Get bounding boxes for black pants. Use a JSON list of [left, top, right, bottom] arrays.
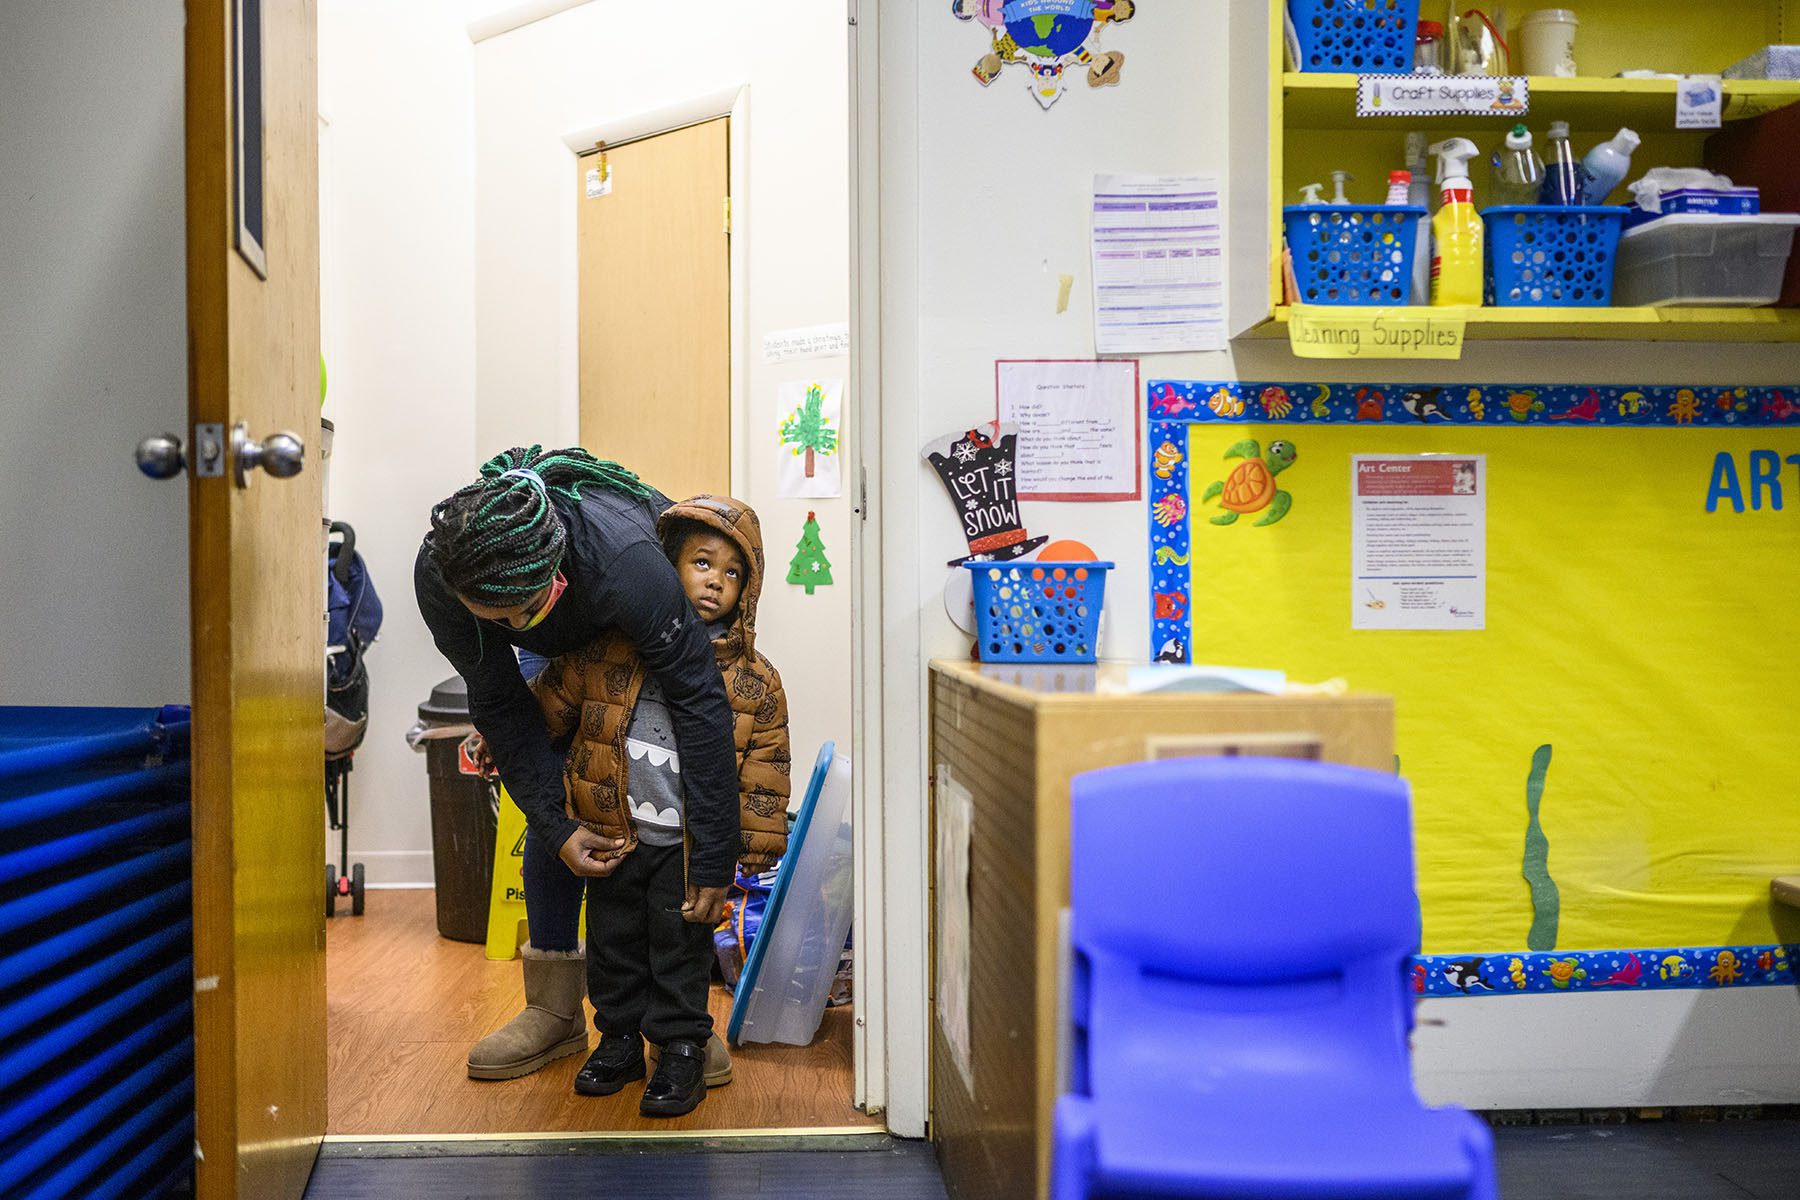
[[585, 842, 714, 1046]]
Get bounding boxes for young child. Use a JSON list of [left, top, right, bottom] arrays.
[[532, 495, 790, 1117]]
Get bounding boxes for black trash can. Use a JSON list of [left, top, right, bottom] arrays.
[[420, 676, 498, 943]]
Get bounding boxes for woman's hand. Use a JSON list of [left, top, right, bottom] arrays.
[[558, 827, 626, 877], [462, 732, 495, 777], [682, 884, 729, 926]]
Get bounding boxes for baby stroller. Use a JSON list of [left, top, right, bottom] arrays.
[[326, 520, 383, 917]]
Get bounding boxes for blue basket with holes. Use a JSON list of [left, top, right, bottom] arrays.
[[965, 561, 1112, 664], [1284, 205, 1425, 305], [1484, 205, 1628, 306], [1290, 0, 1421, 72]]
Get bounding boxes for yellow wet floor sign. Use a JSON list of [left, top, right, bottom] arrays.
[[484, 784, 531, 959]]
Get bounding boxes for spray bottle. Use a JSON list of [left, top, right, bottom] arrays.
[[1428, 137, 1483, 307], [1405, 132, 1431, 303], [1489, 124, 1544, 207]]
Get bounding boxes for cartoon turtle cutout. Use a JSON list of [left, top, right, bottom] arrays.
[[1201, 439, 1296, 526]]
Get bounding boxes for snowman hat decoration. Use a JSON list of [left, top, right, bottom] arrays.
[[923, 421, 1049, 567]]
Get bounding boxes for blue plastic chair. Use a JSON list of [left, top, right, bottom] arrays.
[[1052, 757, 1496, 1200]]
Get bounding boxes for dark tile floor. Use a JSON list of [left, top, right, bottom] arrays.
[[305, 1138, 948, 1200], [1494, 1121, 1800, 1200], [304, 1121, 1800, 1199]]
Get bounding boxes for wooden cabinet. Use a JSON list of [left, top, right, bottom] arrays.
[[927, 660, 1395, 1200]]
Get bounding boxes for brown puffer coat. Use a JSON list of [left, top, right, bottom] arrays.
[[533, 495, 791, 874]]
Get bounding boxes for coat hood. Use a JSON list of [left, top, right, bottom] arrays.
[[658, 495, 766, 660]]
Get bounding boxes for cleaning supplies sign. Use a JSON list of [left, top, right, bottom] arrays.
[[1356, 74, 1528, 118], [1287, 307, 1466, 359]]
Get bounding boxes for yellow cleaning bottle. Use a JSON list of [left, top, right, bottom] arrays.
[[1428, 137, 1483, 307]]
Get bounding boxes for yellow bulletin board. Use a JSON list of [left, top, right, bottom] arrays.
[[1148, 380, 1800, 997]]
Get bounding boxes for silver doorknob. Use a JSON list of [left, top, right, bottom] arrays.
[[232, 424, 306, 487], [135, 433, 186, 480]]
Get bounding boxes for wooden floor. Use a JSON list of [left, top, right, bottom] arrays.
[[326, 888, 876, 1135]]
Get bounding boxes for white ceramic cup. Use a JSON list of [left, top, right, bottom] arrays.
[[1521, 9, 1579, 77]]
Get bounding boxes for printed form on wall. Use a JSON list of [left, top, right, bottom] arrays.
[[1091, 174, 1226, 353], [996, 359, 1141, 500], [1351, 454, 1486, 630]]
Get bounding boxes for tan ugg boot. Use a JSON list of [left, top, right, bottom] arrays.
[[466, 942, 589, 1080], [647, 1032, 733, 1087]]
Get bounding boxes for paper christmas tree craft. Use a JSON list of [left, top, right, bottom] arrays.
[[780, 383, 839, 479], [787, 511, 834, 594]]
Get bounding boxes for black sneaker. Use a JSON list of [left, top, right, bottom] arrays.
[[573, 1033, 645, 1097], [639, 1039, 707, 1117]]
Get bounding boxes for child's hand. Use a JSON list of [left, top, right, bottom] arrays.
[[558, 827, 626, 877], [681, 884, 729, 926]]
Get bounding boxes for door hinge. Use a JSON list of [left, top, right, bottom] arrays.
[[722, 196, 732, 236], [857, 463, 869, 521]]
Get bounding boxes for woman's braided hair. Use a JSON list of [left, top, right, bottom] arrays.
[[427, 446, 651, 605]]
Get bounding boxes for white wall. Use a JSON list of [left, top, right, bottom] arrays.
[[876, 5, 1800, 1110], [0, 1, 190, 707], [471, 1, 853, 789], [319, 0, 479, 884]]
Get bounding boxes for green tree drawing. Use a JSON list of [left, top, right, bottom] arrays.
[[786, 511, 834, 595], [780, 384, 839, 479]]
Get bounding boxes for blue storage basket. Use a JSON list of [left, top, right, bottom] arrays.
[[1290, 0, 1421, 72], [1484, 205, 1628, 306], [1284, 205, 1425, 305], [966, 561, 1112, 664]]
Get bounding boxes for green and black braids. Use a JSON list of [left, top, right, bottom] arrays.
[[426, 446, 651, 605]]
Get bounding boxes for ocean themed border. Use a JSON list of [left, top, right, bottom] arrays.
[[1412, 944, 1796, 998], [1145, 378, 1800, 665]]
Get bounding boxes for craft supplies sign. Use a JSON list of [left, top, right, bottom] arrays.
[[1356, 74, 1528, 118], [996, 359, 1141, 500], [1351, 455, 1486, 630], [1091, 174, 1226, 353]]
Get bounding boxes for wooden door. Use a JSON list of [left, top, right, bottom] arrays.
[[577, 119, 731, 501], [186, 1, 326, 1196]]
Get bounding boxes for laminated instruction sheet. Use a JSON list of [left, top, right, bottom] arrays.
[[1351, 454, 1486, 630], [1090, 174, 1226, 353]]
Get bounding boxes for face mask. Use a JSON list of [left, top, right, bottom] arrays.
[[517, 571, 567, 630]]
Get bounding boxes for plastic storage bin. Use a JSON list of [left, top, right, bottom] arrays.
[[1483, 205, 1627, 306], [728, 743, 853, 1047], [967, 560, 1112, 664], [1613, 213, 1800, 307], [1290, 0, 1421, 72], [1284, 206, 1426, 305]]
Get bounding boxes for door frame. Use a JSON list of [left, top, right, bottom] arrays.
[[561, 87, 750, 495], [847, 0, 930, 1139]]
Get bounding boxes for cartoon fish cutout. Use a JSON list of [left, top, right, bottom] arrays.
[[1152, 440, 1183, 480], [1154, 637, 1187, 664], [1153, 546, 1190, 566], [1311, 385, 1332, 419], [1259, 386, 1292, 420], [1152, 495, 1187, 527], [1207, 387, 1244, 418]]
